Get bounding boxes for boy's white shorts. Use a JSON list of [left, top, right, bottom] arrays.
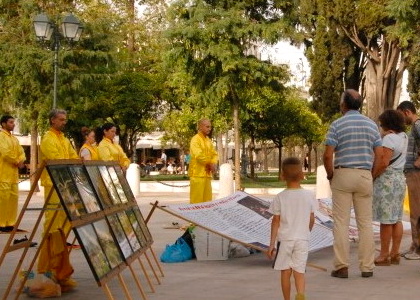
[[273, 240, 308, 273]]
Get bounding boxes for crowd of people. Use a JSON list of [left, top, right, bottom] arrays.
[[268, 92, 420, 300], [140, 152, 190, 176]]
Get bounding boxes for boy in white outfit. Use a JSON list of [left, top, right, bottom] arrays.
[[267, 157, 316, 300]]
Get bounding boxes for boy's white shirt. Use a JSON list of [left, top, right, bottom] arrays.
[[268, 188, 316, 241]]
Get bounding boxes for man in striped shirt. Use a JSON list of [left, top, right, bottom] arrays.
[[323, 89, 382, 279]]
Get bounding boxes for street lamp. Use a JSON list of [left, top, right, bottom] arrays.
[[33, 13, 83, 108]]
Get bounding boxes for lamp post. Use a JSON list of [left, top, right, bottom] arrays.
[[33, 13, 83, 108]]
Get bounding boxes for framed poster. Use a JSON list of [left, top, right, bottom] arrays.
[[85, 165, 114, 208], [117, 211, 141, 252], [69, 165, 101, 213], [47, 165, 87, 219], [93, 219, 124, 269], [107, 166, 128, 204], [107, 214, 133, 259], [114, 165, 136, 202], [132, 206, 153, 245], [74, 224, 111, 281], [98, 166, 121, 205], [126, 208, 147, 248]]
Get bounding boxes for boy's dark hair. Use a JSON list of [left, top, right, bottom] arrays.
[[397, 101, 416, 114], [0, 115, 14, 126], [281, 157, 302, 182]]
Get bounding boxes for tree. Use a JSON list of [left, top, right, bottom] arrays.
[[254, 90, 312, 180], [387, 0, 420, 107], [281, 0, 411, 121], [165, 0, 288, 189]]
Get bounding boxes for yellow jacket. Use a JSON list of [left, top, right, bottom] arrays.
[[79, 143, 99, 160], [0, 129, 25, 183], [40, 128, 79, 186], [98, 138, 130, 169], [188, 132, 218, 178]]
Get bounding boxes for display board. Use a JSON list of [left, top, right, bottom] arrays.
[[46, 161, 153, 285], [161, 191, 334, 253]]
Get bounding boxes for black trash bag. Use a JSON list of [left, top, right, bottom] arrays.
[[180, 227, 196, 259]]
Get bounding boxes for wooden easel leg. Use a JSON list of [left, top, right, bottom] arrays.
[[102, 283, 115, 300], [137, 257, 155, 293], [5, 187, 58, 300], [144, 251, 161, 285], [118, 273, 133, 300], [12, 203, 61, 300], [128, 264, 148, 300], [145, 201, 159, 224], [148, 248, 164, 277], [0, 165, 44, 268]]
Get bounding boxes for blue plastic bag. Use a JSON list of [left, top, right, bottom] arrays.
[[160, 237, 193, 263]]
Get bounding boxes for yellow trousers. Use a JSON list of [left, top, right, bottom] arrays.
[[190, 177, 212, 204], [42, 186, 71, 234], [0, 182, 18, 227]]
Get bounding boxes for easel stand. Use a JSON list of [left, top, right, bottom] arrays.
[[0, 161, 164, 299]]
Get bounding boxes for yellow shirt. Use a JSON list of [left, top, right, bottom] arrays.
[[79, 143, 99, 160], [0, 129, 25, 183], [188, 132, 218, 178], [40, 128, 79, 186], [97, 138, 130, 168]]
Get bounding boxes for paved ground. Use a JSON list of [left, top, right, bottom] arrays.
[[0, 189, 419, 300]]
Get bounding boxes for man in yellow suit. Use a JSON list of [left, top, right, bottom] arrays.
[[38, 109, 79, 291], [0, 115, 26, 232], [189, 119, 218, 204]]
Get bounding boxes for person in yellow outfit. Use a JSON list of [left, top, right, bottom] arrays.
[[38, 109, 78, 291], [189, 118, 218, 204], [96, 122, 130, 171], [79, 127, 99, 160], [0, 115, 26, 232]]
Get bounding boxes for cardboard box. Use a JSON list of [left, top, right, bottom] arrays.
[[192, 227, 230, 261]]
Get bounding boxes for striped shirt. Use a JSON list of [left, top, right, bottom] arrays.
[[405, 120, 420, 170], [325, 110, 381, 170]]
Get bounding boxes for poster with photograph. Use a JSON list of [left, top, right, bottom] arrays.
[[126, 208, 147, 248], [114, 165, 135, 202], [117, 211, 141, 252], [85, 165, 114, 208], [47, 165, 87, 219], [69, 166, 101, 213], [107, 214, 133, 259], [107, 166, 128, 203], [93, 219, 124, 268], [75, 224, 111, 281], [132, 206, 153, 244], [98, 166, 121, 205]]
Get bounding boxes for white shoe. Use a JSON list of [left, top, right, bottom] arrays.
[[404, 252, 420, 260]]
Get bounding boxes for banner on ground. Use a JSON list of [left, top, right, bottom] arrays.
[[163, 191, 334, 253]]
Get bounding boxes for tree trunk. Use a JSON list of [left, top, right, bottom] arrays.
[[249, 134, 255, 179], [232, 93, 241, 190], [306, 145, 312, 174], [277, 144, 283, 181], [263, 143, 269, 173], [359, 39, 405, 121]]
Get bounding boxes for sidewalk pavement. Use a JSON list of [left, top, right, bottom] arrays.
[[0, 190, 419, 300]]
